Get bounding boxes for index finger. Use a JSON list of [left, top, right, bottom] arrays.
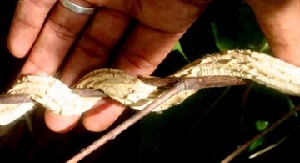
[[7, 0, 57, 58]]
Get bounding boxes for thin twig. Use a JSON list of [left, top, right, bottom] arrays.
[[66, 77, 245, 162], [221, 104, 300, 163], [0, 89, 107, 104], [0, 76, 245, 104], [66, 81, 186, 163], [248, 135, 287, 159]]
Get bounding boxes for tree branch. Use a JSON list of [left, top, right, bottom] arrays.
[[221, 104, 300, 163], [0, 76, 245, 104], [66, 76, 245, 162]]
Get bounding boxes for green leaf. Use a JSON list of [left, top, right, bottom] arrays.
[[248, 136, 265, 152], [172, 41, 183, 54], [287, 98, 298, 117], [211, 2, 269, 52], [172, 41, 190, 62], [255, 120, 269, 131]]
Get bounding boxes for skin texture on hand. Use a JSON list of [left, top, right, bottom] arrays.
[[7, 0, 211, 132], [246, 0, 300, 66], [7, 0, 300, 132]]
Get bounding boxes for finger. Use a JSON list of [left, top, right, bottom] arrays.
[[99, 0, 208, 75], [98, 0, 207, 33], [80, 0, 210, 132], [47, 0, 208, 132], [113, 23, 184, 75], [7, 0, 57, 58], [60, 9, 131, 85], [81, 24, 184, 132], [45, 9, 131, 132], [20, 0, 94, 75], [246, 0, 300, 66], [19, 0, 95, 132], [44, 110, 80, 133], [82, 98, 126, 132]]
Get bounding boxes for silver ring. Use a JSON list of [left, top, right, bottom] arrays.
[[59, 0, 96, 15]]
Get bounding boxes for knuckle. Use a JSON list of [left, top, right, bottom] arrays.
[[77, 34, 111, 59], [47, 18, 78, 40], [123, 0, 143, 18], [121, 52, 159, 75]]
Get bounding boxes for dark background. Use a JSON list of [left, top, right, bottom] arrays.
[[1, 0, 300, 162]]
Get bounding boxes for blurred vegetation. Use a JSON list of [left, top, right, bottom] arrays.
[[1, 0, 300, 162]]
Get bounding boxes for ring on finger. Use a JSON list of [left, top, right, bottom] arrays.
[[59, 0, 96, 15]]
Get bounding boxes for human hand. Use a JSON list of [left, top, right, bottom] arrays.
[[245, 0, 300, 66], [7, 0, 211, 132]]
